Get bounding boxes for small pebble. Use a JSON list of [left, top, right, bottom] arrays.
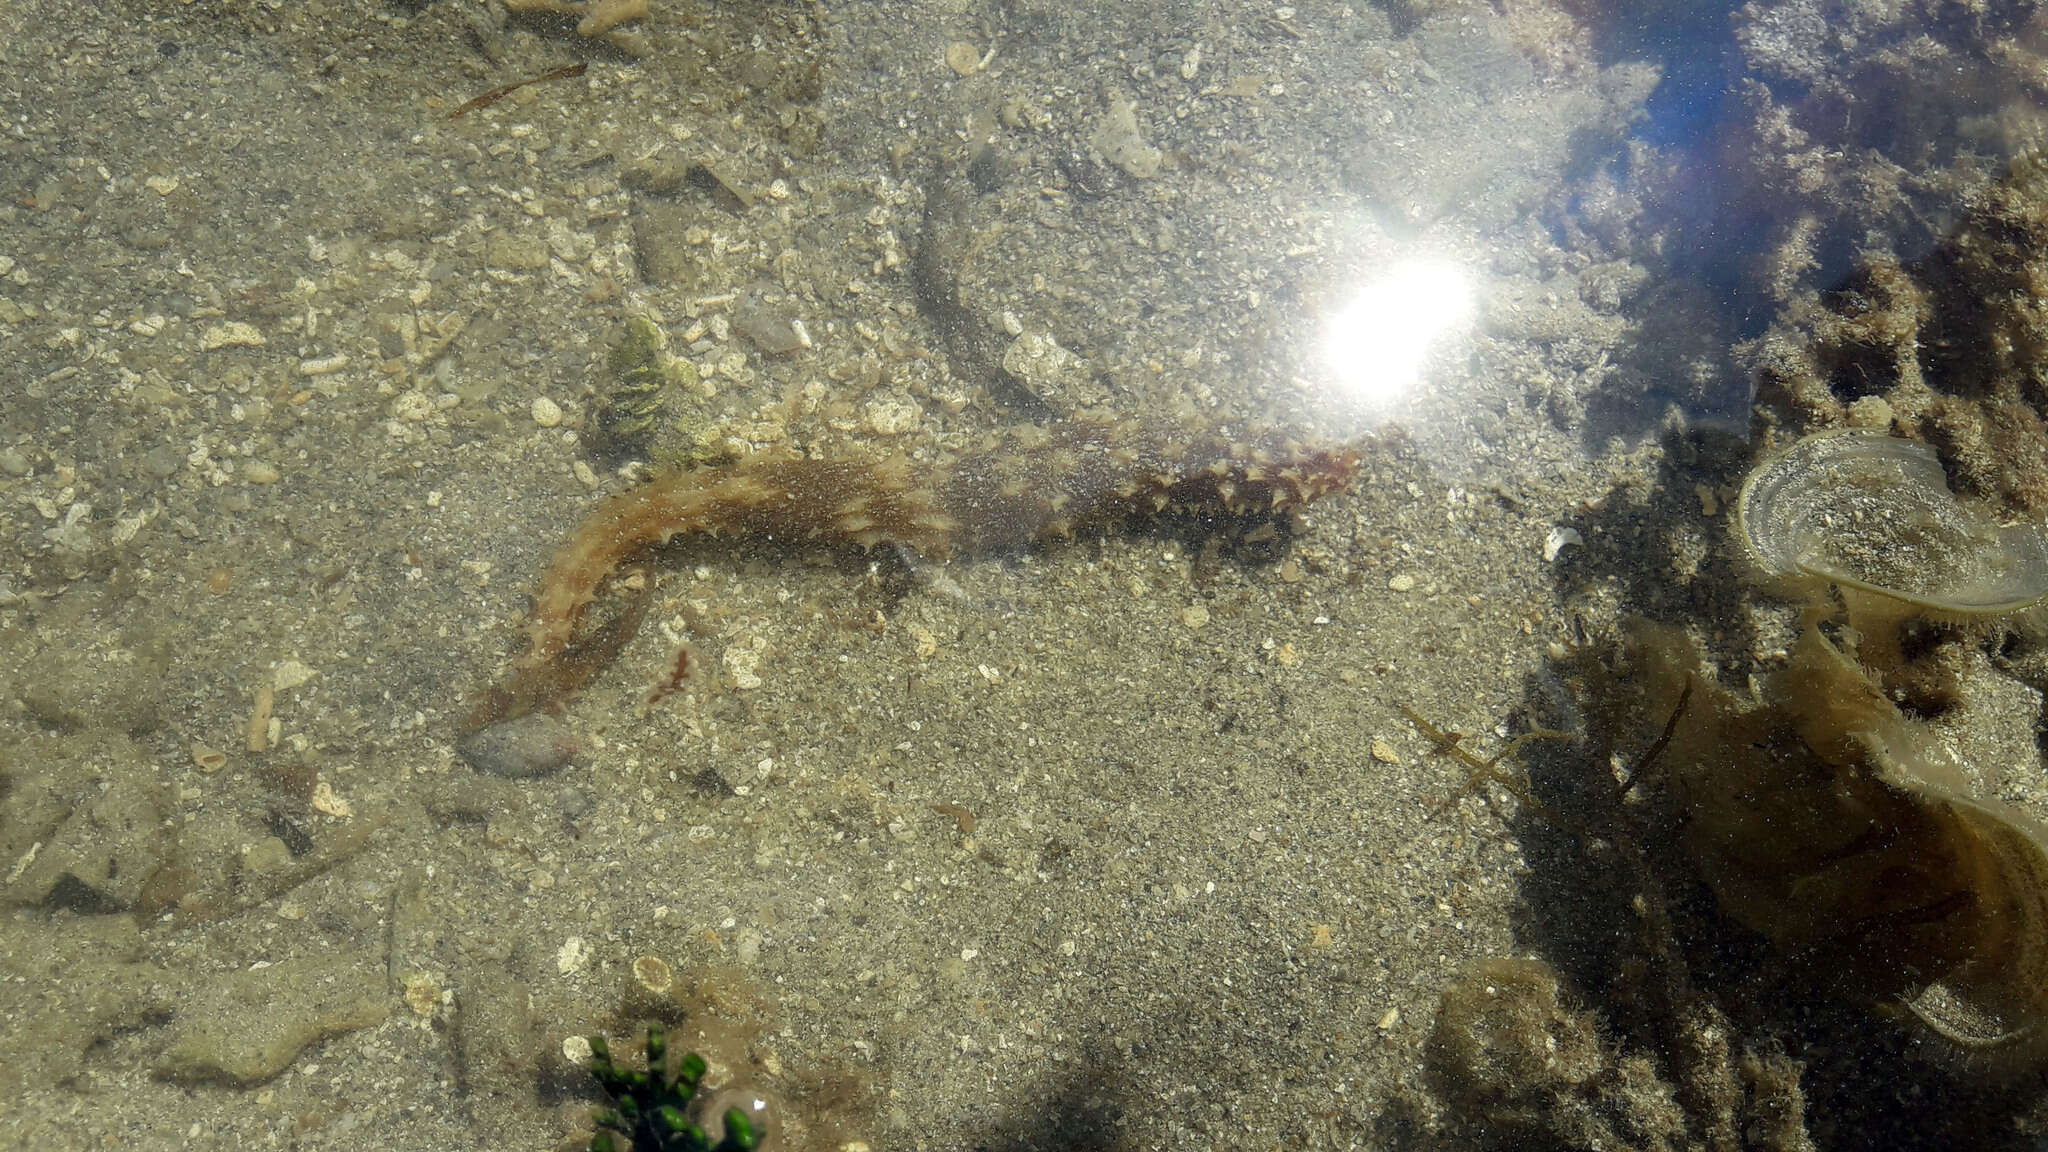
[[403, 972, 441, 1018], [863, 394, 921, 436], [1387, 574, 1417, 593], [556, 786, 593, 820], [736, 303, 806, 354], [945, 41, 983, 76], [531, 395, 564, 428], [577, 0, 646, 37], [310, 779, 352, 818], [1091, 95, 1161, 179], [458, 713, 579, 778]]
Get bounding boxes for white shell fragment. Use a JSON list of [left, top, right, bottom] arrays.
[[201, 321, 267, 349], [1543, 527, 1582, 563]]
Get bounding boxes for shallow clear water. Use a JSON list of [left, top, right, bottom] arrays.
[[5, 2, 2048, 1148]]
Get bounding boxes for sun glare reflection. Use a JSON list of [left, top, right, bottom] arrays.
[[1320, 258, 1475, 415]]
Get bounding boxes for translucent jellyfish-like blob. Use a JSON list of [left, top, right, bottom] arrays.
[[1631, 622, 2048, 1069], [1737, 429, 2048, 662]]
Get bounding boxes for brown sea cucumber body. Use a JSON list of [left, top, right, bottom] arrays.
[[466, 416, 1360, 730]]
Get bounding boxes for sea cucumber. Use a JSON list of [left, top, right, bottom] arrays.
[[463, 416, 1361, 731]]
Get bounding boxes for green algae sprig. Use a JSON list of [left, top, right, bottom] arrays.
[[1736, 428, 2048, 663], [585, 1022, 764, 1152]]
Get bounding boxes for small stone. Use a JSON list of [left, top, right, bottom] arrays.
[[1543, 527, 1582, 563], [556, 787, 593, 820], [1695, 483, 1719, 517], [577, 0, 647, 36], [272, 659, 317, 691], [1387, 574, 1417, 593], [1370, 738, 1401, 764], [1001, 331, 1092, 401], [243, 460, 280, 484], [484, 234, 550, 271], [1179, 602, 1210, 629], [1091, 95, 1162, 179], [239, 836, 293, 878], [458, 714, 579, 778], [863, 394, 921, 436], [723, 636, 767, 691], [690, 163, 755, 212], [201, 321, 266, 350], [156, 952, 390, 1084], [403, 971, 441, 1019], [531, 395, 563, 427], [945, 41, 983, 76], [556, 935, 589, 976], [309, 780, 352, 819], [735, 303, 807, 354]]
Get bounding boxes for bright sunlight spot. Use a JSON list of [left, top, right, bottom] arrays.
[[1320, 258, 1475, 411]]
